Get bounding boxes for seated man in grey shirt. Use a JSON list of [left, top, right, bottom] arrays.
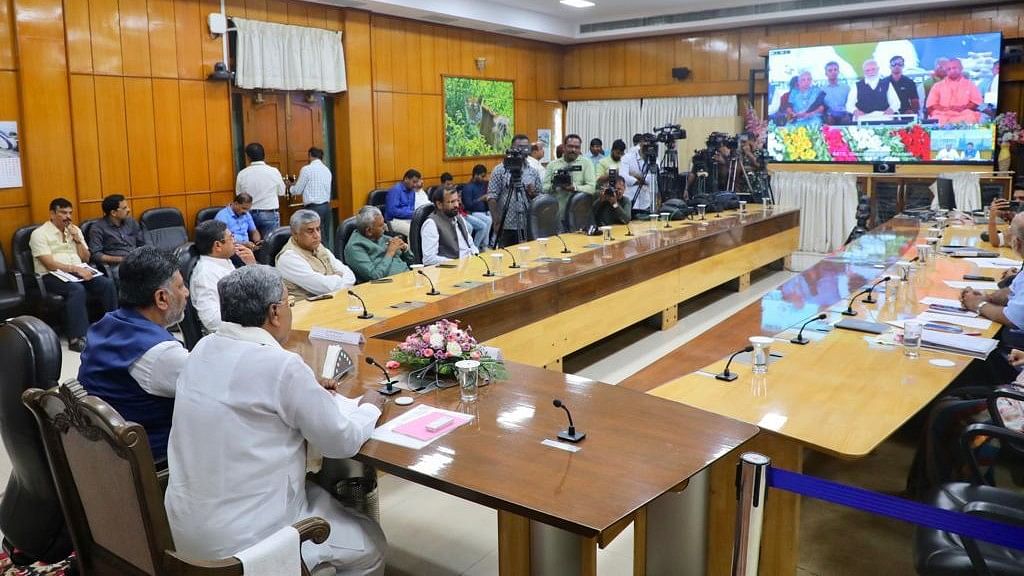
[[88, 194, 145, 277]]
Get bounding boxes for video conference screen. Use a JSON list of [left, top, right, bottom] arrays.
[[766, 33, 1002, 164]]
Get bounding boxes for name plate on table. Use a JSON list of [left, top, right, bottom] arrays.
[[453, 280, 485, 289], [389, 300, 427, 310]]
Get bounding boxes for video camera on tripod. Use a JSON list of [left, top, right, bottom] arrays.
[[552, 165, 582, 188], [502, 147, 529, 179]]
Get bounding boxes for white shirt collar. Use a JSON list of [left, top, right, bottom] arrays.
[[216, 321, 282, 348], [250, 161, 267, 166], [199, 255, 235, 270]]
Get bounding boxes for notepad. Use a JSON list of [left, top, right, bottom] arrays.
[[393, 410, 471, 441], [371, 404, 475, 449], [944, 280, 1000, 291]]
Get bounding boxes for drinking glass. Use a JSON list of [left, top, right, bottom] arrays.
[[762, 197, 770, 212], [600, 225, 614, 242], [410, 264, 424, 288], [455, 360, 480, 402], [490, 252, 503, 276], [537, 237, 549, 258], [749, 336, 773, 375], [903, 320, 922, 358], [660, 212, 672, 228], [347, 292, 362, 312], [697, 204, 708, 225], [649, 213, 659, 233], [738, 200, 747, 215], [516, 245, 530, 267], [916, 244, 931, 266]]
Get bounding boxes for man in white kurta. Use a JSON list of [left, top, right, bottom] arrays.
[[165, 265, 386, 575]]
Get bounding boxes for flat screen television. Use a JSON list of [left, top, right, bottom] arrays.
[[766, 33, 1002, 164]]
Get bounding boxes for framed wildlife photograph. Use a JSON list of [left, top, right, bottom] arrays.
[[443, 76, 515, 159]]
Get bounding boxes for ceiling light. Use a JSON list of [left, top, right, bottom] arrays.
[[560, 0, 595, 7]]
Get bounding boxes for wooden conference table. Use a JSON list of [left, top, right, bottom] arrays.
[[287, 337, 758, 575], [624, 216, 1014, 574]]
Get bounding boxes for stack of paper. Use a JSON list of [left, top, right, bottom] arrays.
[[915, 311, 992, 331], [920, 330, 998, 359], [970, 257, 1021, 269], [944, 280, 1000, 291]]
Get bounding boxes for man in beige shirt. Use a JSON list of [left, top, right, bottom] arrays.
[[30, 197, 118, 351]]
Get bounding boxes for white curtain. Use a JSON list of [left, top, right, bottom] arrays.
[[772, 172, 859, 253], [638, 96, 736, 129], [234, 18, 347, 93], [566, 100, 641, 150], [929, 172, 982, 212]]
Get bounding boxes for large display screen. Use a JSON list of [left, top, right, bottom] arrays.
[[766, 33, 1002, 164]]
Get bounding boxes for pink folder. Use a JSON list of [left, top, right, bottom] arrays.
[[393, 410, 473, 442]]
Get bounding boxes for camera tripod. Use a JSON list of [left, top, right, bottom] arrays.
[[490, 170, 530, 249], [629, 154, 659, 215]]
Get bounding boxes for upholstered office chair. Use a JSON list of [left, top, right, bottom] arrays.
[[79, 218, 99, 249], [0, 317, 72, 565], [333, 217, 358, 264], [528, 194, 559, 240], [934, 178, 956, 211], [914, 423, 1024, 576], [903, 181, 935, 212], [871, 182, 900, 227], [23, 381, 331, 576], [367, 189, 389, 212], [0, 243, 26, 317], [194, 206, 222, 228], [140, 207, 189, 252], [176, 244, 204, 350], [980, 184, 1004, 208], [408, 204, 435, 265], [261, 226, 293, 265], [565, 192, 595, 232], [12, 225, 65, 322]]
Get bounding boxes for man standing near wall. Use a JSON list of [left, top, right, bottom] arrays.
[[236, 142, 286, 241], [291, 147, 334, 250]]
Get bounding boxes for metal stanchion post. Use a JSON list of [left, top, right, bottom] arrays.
[[732, 452, 770, 576]]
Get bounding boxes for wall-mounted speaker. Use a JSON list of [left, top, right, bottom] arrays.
[[873, 162, 895, 173], [671, 67, 691, 81]]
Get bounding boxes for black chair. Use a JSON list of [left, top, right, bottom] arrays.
[[334, 216, 358, 263], [0, 243, 25, 318], [176, 243, 204, 350], [906, 182, 935, 212], [79, 218, 99, 250], [0, 316, 72, 565], [565, 192, 595, 232], [935, 178, 956, 211], [980, 183, 1003, 209], [139, 208, 189, 252], [367, 189, 389, 212], [260, 226, 292, 265], [11, 225, 65, 318], [529, 194, 559, 240], [871, 182, 900, 227], [914, 423, 1024, 576], [194, 206, 221, 228], [408, 204, 435, 265]]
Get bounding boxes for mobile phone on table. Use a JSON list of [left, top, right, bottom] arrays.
[[963, 274, 995, 281], [370, 278, 394, 284], [437, 263, 457, 269], [306, 293, 334, 302]]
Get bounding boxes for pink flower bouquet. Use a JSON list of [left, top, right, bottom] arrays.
[[390, 319, 507, 380]]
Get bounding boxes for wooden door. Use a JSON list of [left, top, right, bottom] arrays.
[[241, 93, 287, 174]]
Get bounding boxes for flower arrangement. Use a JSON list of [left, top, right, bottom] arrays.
[[821, 126, 856, 162], [771, 125, 831, 161], [994, 113, 1024, 146], [894, 124, 931, 161], [389, 319, 507, 380], [744, 105, 768, 149]]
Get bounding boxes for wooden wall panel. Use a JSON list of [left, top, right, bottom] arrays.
[[153, 78, 186, 194], [0, 70, 25, 243], [89, 0, 122, 75], [174, 0, 203, 79], [69, 75, 102, 202], [0, 0, 12, 70], [64, 0, 92, 73], [120, 0, 152, 77], [148, 0, 178, 78], [124, 78, 159, 196], [178, 80, 211, 192], [204, 82, 234, 191], [94, 76, 131, 196]]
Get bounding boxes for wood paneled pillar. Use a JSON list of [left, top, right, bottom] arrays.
[[12, 0, 76, 223], [335, 8, 374, 220]]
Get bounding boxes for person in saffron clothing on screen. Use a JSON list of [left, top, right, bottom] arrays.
[[926, 58, 982, 126]]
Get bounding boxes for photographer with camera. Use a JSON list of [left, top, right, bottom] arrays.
[[620, 133, 658, 217], [596, 139, 627, 183], [544, 134, 596, 223], [592, 171, 631, 227], [988, 189, 1024, 248], [488, 133, 542, 248]]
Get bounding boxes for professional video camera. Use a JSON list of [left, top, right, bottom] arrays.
[[502, 147, 528, 178], [653, 124, 686, 143], [552, 165, 582, 188], [603, 168, 619, 197], [706, 132, 738, 151], [691, 148, 712, 174]]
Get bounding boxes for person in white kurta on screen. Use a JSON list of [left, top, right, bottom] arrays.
[[165, 265, 387, 575], [276, 209, 356, 300]]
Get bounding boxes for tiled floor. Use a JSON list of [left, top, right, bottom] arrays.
[[0, 263, 940, 574]]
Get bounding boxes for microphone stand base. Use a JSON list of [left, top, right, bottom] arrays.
[[377, 384, 401, 396], [426, 290, 441, 296], [862, 296, 876, 304], [561, 249, 571, 254], [557, 430, 586, 443], [790, 337, 810, 345], [358, 312, 374, 319], [841, 310, 858, 316], [482, 272, 495, 277], [715, 372, 738, 382], [508, 264, 520, 269]]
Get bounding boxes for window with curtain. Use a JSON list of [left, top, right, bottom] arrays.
[[566, 100, 641, 150], [233, 18, 347, 93]]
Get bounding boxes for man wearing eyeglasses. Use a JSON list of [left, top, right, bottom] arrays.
[[883, 56, 920, 116]]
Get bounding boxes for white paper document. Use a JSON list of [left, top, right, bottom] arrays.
[[920, 297, 968, 309], [915, 312, 992, 331], [969, 258, 1021, 269], [944, 280, 1000, 291], [370, 404, 474, 450]]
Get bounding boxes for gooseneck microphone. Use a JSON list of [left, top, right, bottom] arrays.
[[366, 356, 399, 395], [417, 270, 440, 295], [554, 234, 572, 254], [862, 275, 891, 304], [475, 254, 494, 277], [716, 345, 754, 382], [552, 399, 586, 442], [502, 247, 520, 268], [347, 290, 373, 319], [841, 288, 871, 317], [791, 313, 828, 345], [624, 221, 634, 237]]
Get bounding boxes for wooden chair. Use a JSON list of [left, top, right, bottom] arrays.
[[22, 381, 330, 576]]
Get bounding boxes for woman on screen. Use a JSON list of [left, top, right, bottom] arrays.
[[781, 70, 825, 128]]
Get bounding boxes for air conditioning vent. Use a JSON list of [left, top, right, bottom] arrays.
[[493, 27, 526, 36]]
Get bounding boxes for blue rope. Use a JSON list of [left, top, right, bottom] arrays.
[[768, 467, 1024, 551]]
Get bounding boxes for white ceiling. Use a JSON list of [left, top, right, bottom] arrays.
[[325, 0, 994, 43]]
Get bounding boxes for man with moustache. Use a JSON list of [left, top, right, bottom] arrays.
[[420, 186, 478, 266]]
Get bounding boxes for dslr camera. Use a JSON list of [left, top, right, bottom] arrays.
[[502, 147, 528, 177], [552, 165, 582, 188], [653, 124, 687, 143], [604, 169, 618, 197]]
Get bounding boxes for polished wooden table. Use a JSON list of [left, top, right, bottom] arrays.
[[291, 208, 800, 369], [287, 336, 758, 575], [623, 216, 1016, 574]]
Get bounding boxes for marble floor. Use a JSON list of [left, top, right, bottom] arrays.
[[0, 264, 937, 574]]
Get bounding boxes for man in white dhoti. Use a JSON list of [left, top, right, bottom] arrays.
[[164, 265, 386, 575]]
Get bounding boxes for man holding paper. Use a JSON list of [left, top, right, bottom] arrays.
[[30, 197, 117, 352]]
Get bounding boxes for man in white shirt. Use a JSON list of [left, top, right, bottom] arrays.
[[236, 142, 286, 241], [527, 142, 546, 174], [291, 147, 334, 250], [421, 186, 478, 266], [78, 246, 189, 464], [189, 220, 256, 333], [165, 265, 386, 575], [276, 209, 356, 299], [935, 143, 964, 161], [619, 134, 657, 214]]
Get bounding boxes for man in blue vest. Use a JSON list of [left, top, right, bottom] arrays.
[[78, 246, 189, 464]]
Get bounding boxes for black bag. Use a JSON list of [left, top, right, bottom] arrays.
[[688, 193, 721, 213], [660, 199, 692, 220], [712, 191, 740, 211]]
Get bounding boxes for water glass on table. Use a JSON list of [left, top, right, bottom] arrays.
[[410, 264, 424, 288], [455, 360, 480, 402], [903, 320, 922, 358], [749, 336, 773, 375], [697, 204, 708, 225]]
